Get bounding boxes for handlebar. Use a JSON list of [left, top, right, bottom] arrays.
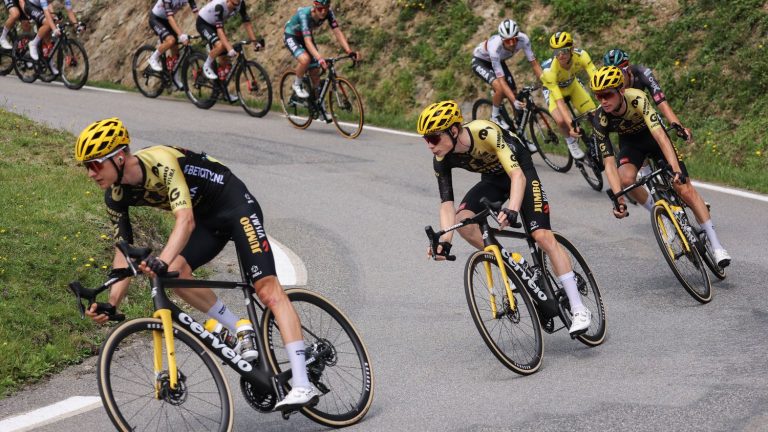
[[666, 122, 690, 141], [234, 37, 265, 53], [606, 160, 686, 212]]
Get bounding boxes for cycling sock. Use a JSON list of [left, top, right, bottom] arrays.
[[642, 195, 654, 211], [492, 105, 500, 118], [294, 77, 303, 87], [1, 27, 8, 40], [206, 299, 239, 332], [559, 271, 585, 313], [700, 220, 724, 250], [285, 340, 310, 388], [29, 35, 40, 47]]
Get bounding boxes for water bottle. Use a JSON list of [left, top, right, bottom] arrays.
[[203, 318, 237, 348], [165, 55, 176, 72], [235, 319, 259, 362], [511, 252, 534, 277], [42, 41, 53, 59]]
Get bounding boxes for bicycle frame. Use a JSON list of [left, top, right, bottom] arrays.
[[303, 54, 355, 117]]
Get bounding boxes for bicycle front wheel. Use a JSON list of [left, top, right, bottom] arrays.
[[237, 60, 272, 117], [530, 108, 572, 173], [98, 318, 234, 432], [262, 288, 374, 427], [12, 35, 37, 83], [650, 205, 712, 303], [464, 251, 543, 375], [328, 76, 364, 138], [540, 233, 607, 346], [279, 70, 312, 129], [471, 98, 492, 121], [59, 39, 89, 90], [183, 51, 217, 109], [132, 45, 165, 98]]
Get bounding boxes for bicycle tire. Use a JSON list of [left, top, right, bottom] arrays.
[[577, 140, 603, 191], [279, 70, 312, 129], [471, 98, 493, 121], [686, 208, 726, 280], [529, 108, 572, 173], [464, 251, 544, 375], [236, 60, 272, 117], [59, 39, 88, 90], [132, 44, 165, 98], [183, 51, 217, 109], [650, 205, 712, 303], [0, 42, 12, 75], [328, 76, 364, 138], [261, 288, 374, 427], [98, 318, 234, 432], [540, 233, 607, 346], [12, 34, 37, 83]]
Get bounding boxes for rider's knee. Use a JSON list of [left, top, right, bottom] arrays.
[[169, 255, 194, 279], [297, 53, 311, 66], [254, 276, 286, 309]]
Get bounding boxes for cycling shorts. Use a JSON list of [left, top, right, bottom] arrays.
[[471, 57, 517, 92], [544, 80, 596, 115], [4, 0, 20, 11], [195, 16, 219, 47], [23, 2, 45, 26], [180, 177, 277, 284], [149, 13, 177, 43], [283, 33, 307, 58], [616, 128, 689, 176]]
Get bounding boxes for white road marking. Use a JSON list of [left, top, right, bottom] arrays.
[[0, 396, 102, 432], [270, 237, 307, 286], [692, 181, 768, 203]]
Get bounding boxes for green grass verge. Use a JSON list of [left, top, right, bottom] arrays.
[[0, 109, 171, 397]]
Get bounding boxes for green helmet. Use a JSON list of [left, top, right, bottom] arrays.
[[314, 0, 331, 6], [603, 48, 629, 67]]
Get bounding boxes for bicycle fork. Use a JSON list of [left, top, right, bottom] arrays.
[[482, 244, 517, 316], [654, 200, 693, 253], [152, 308, 179, 396]]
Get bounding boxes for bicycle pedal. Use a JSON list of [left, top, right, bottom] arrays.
[[569, 328, 588, 339]]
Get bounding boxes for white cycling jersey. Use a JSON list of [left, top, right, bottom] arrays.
[[28, 0, 72, 9], [198, 0, 249, 27], [473, 33, 535, 78], [152, 0, 197, 20]]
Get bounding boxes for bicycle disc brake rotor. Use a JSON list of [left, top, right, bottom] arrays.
[[240, 377, 276, 412], [157, 370, 188, 406], [502, 297, 521, 324], [306, 339, 335, 394]]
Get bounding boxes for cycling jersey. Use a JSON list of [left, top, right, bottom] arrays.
[[27, 0, 72, 9], [625, 64, 666, 105], [198, 0, 250, 28], [284, 6, 338, 38], [472, 33, 535, 79], [151, 0, 198, 20], [540, 49, 597, 98], [592, 88, 665, 157]]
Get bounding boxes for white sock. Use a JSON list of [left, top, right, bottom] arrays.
[[204, 56, 213, 69], [30, 36, 40, 47], [294, 77, 303, 86], [700, 220, 724, 250], [559, 271, 585, 313], [150, 50, 160, 60], [285, 340, 310, 388], [492, 105, 500, 117], [642, 194, 654, 211], [566, 136, 577, 146], [1, 27, 9, 40], [206, 299, 239, 332]]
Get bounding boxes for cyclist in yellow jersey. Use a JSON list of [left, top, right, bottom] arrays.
[[75, 118, 321, 410], [540, 31, 597, 160], [418, 101, 592, 334], [589, 67, 731, 267]]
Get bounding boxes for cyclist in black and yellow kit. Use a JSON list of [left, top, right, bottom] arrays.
[[589, 67, 731, 267], [418, 101, 592, 334], [75, 118, 320, 411]]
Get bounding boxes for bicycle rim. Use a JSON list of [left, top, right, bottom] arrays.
[[183, 52, 216, 109], [650, 206, 712, 303], [578, 153, 603, 191], [60, 39, 88, 90], [0, 47, 12, 75], [471, 98, 493, 121], [540, 233, 607, 346], [262, 289, 374, 427], [236, 60, 272, 117], [279, 70, 312, 128], [464, 251, 543, 374], [530, 109, 572, 172], [328, 76, 364, 138], [132, 45, 165, 98], [98, 318, 233, 432]]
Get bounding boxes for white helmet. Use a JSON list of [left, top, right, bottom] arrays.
[[498, 19, 519, 40]]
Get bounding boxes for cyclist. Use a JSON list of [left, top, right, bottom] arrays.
[[589, 67, 731, 267], [418, 100, 592, 334], [23, 0, 84, 74], [471, 18, 542, 142], [195, 0, 260, 101], [1, 0, 32, 50], [284, 0, 359, 117], [540, 31, 597, 160], [75, 118, 320, 411], [146, 0, 199, 88]]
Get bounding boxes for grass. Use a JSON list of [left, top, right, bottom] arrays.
[[0, 109, 171, 397]]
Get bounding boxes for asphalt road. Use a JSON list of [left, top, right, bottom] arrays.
[[1, 76, 767, 432]]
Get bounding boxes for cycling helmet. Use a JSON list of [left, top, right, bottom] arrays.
[[603, 48, 629, 67], [75, 118, 130, 162], [417, 100, 463, 136], [549, 31, 573, 49], [314, 0, 331, 6], [590, 66, 624, 92], [498, 19, 519, 40]]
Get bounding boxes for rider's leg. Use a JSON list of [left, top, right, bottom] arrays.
[[455, 209, 483, 249], [0, 7, 20, 48], [29, 22, 50, 61], [618, 162, 653, 210], [292, 52, 312, 98], [675, 181, 727, 253]]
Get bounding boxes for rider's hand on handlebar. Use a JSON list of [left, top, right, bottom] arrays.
[[179, 33, 189, 45], [497, 208, 519, 229], [348, 51, 360, 61], [76, 21, 86, 34], [613, 200, 628, 219], [85, 302, 115, 325], [139, 256, 168, 277], [672, 171, 687, 185], [427, 241, 452, 261], [512, 99, 525, 110], [227, 48, 237, 58], [568, 126, 582, 138]]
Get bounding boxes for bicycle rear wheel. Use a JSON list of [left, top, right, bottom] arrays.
[[262, 288, 374, 427], [471, 98, 492, 121], [540, 233, 607, 346], [0, 37, 13, 75], [650, 205, 712, 303], [279, 70, 313, 129], [98, 318, 233, 432], [529, 108, 572, 173], [236, 60, 272, 117], [577, 137, 603, 191], [12, 34, 37, 83], [183, 51, 217, 109], [464, 251, 543, 375], [132, 45, 165, 98], [328, 76, 364, 138], [59, 39, 88, 90]]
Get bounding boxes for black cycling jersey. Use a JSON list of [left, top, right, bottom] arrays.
[[625, 64, 666, 105]]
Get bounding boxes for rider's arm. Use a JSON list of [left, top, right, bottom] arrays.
[[213, 4, 233, 52], [593, 113, 624, 201], [155, 207, 195, 266], [530, 58, 543, 80], [651, 127, 682, 174], [555, 98, 577, 135], [41, 3, 57, 32], [242, 20, 257, 43], [506, 166, 525, 212], [331, 27, 353, 55], [438, 201, 456, 244], [302, 35, 323, 62], [435, 157, 456, 244]]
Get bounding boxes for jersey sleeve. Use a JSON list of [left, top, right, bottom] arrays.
[[592, 110, 615, 158], [489, 127, 520, 175], [635, 65, 666, 104], [64, 0, 73, 10], [433, 157, 454, 203], [327, 8, 339, 29], [239, 1, 250, 22], [519, 33, 536, 62], [187, 0, 198, 13], [488, 37, 506, 78], [105, 186, 135, 244], [637, 92, 663, 133], [213, 3, 225, 27]]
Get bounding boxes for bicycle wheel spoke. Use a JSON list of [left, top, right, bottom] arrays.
[[237, 61, 272, 117], [328, 77, 364, 138]]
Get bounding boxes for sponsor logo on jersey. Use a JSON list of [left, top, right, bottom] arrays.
[[532, 180, 544, 213], [183, 164, 225, 184], [241, 217, 263, 254]]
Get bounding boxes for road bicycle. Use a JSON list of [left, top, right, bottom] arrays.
[[279, 54, 364, 139], [0, 26, 33, 75], [68, 241, 374, 431], [183, 39, 272, 117], [425, 197, 606, 374], [132, 35, 203, 98], [607, 140, 723, 303], [12, 19, 88, 89], [472, 85, 572, 173], [570, 107, 604, 191]]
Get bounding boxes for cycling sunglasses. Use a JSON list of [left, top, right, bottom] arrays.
[[83, 148, 122, 172], [594, 90, 619, 100], [553, 47, 571, 56], [313, 3, 328, 11], [423, 132, 444, 145]]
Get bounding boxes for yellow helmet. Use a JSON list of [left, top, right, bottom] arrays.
[[590, 66, 624, 92], [75, 118, 130, 162], [417, 100, 463, 135], [549, 31, 573, 49]]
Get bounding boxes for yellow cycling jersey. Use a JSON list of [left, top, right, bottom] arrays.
[[540, 48, 597, 101]]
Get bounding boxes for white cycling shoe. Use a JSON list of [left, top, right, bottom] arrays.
[[202, 62, 217, 80], [292, 81, 309, 99], [274, 385, 321, 412], [569, 309, 591, 334], [147, 55, 162, 72], [567, 138, 585, 160], [713, 248, 731, 268], [525, 139, 538, 153], [490, 114, 510, 131], [0, 37, 12, 50]]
